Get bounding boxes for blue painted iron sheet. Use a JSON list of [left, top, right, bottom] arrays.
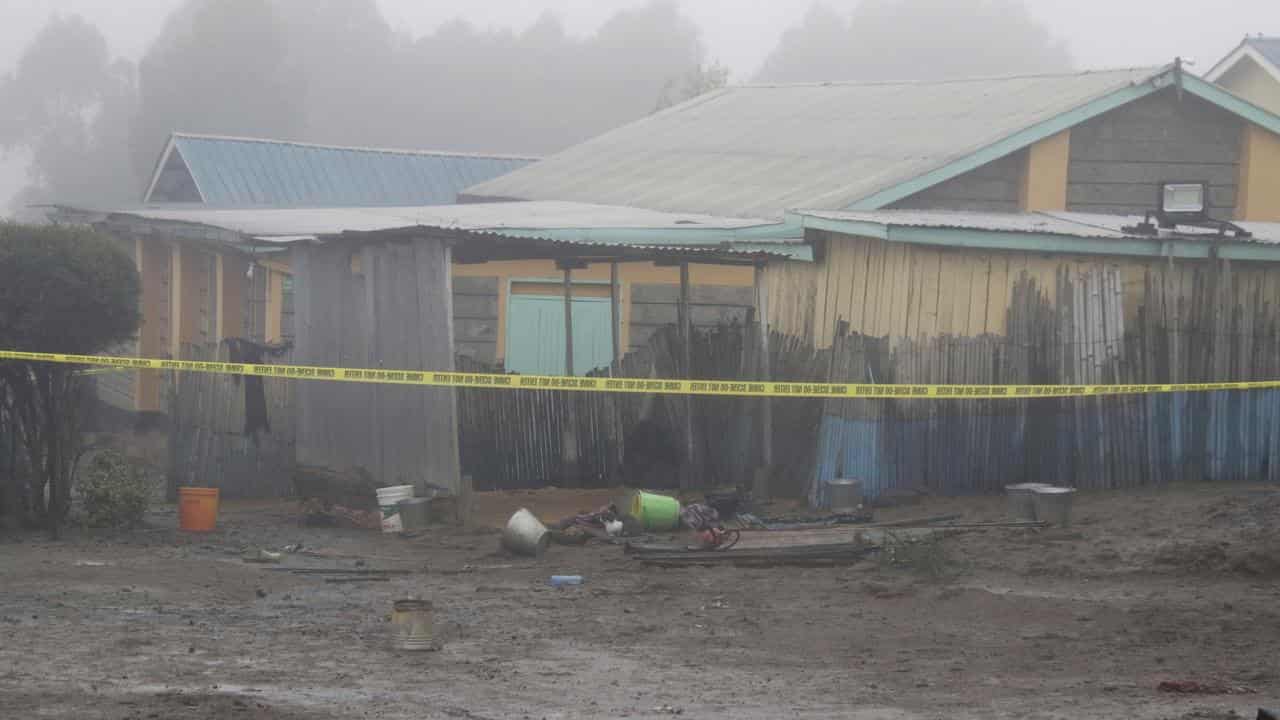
[[809, 390, 1280, 504], [173, 135, 535, 207]]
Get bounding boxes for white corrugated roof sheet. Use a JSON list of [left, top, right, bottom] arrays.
[[113, 201, 776, 240], [463, 67, 1162, 219], [85, 201, 809, 260], [797, 209, 1280, 244]]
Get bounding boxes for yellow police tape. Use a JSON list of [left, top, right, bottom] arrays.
[[3, 349, 1277, 400]]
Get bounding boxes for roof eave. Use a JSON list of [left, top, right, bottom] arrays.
[[794, 212, 1280, 262]]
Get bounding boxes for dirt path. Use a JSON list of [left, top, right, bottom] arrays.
[[2, 483, 1277, 719]]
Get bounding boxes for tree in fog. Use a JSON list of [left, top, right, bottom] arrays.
[[131, 0, 307, 180], [0, 15, 136, 217], [756, 0, 1073, 83], [396, 2, 717, 153], [5, 0, 720, 214], [654, 61, 729, 112]]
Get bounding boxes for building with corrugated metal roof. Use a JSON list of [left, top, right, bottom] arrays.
[[72, 62, 1280, 499], [462, 61, 1280, 498], [117, 133, 780, 403], [464, 64, 1280, 223], [1206, 35, 1280, 116]]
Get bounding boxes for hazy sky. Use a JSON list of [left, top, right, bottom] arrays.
[[3, 0, 1276, 81], [1, 0, 1276, 212]]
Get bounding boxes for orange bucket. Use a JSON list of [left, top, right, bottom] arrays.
[[178, 487, 220, 531]]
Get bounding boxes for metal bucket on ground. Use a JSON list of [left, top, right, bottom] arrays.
[[397, 497, 432, 531], [826, 478, 863, 512], [502, 508, 550, 556], [627, 490, 680, 531], [390, 599, 434, 651], [1004, 483, 1051, 521], [1032, 486, 1077, 526], [376, 485, 415, 533]]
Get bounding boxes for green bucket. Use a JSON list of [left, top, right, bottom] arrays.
[[628, 490, 681, 531]]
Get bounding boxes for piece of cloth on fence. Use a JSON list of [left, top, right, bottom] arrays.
[[223, 338, 293, 440]]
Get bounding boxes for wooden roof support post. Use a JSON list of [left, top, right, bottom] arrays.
[[562, 264, 575, 377], [610, 261, 622, 370], [609, 261, 625, 485], [679, 262, 695, 490], [754, 262, 773, 501], [557, 259, 586, 487]]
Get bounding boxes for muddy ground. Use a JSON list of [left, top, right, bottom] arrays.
[[2, 483, 1278, 719]]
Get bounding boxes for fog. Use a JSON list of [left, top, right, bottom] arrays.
[[1, 0, 1276, 217]]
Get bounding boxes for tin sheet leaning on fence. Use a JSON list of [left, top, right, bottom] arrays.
[[3, 349, 1279, 400]]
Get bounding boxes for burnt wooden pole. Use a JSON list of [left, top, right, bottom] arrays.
[[679, 262, 695, 490], [754, 261, 773, 501]]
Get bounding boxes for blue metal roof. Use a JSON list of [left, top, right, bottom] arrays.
[[144, 133, 537, 207]]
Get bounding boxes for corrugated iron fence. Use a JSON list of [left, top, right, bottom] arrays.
[[811, 263, 1280, 503]]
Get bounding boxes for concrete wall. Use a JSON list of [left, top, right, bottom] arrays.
[[628, 284, 755, 350], [890, 151, 1024, 212], [1067, 89, 1243, 217], [453, 276, 500, 364]]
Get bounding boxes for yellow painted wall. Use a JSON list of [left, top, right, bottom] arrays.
[[1019, 130, 1070, 211], [136, 240, 173, 411], [453, 258, 754, 361], [1218, 56, 1280, 117], [217, 254, 248, 342], [177, 247, 214, 352], [1238, 123, 1280, 221], [264, 269, 284, 342], [765, 232, 1280, 349]]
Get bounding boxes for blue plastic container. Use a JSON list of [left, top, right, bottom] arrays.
[[548, 575, 584, 587]]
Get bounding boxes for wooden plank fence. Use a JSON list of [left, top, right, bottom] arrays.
[[810, 261, 1280, 504], [166, 343, 296, 498], [164, 258, 1280, 501]]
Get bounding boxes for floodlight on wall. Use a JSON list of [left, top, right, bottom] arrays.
[[1157, 181, 1209, 225], [1121, 180, 1251, 239]]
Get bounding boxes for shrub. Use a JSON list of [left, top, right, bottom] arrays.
[[0, 222, 140, 536], [78, 451, 150, 528]]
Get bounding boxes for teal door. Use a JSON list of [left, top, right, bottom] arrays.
[[505, 294, 613, 376]]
